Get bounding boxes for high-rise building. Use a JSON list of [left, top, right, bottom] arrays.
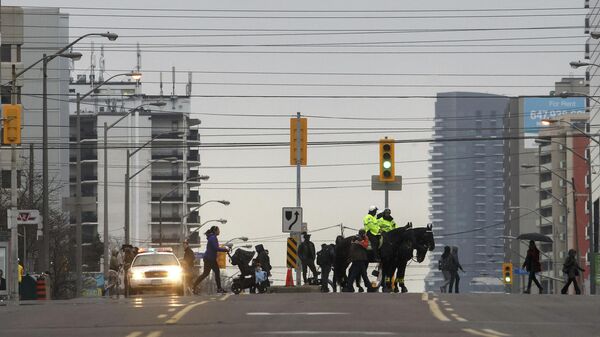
[[504, 77, 588, 294], [426, 92, 509, 293], [69, 74, 201, 266]]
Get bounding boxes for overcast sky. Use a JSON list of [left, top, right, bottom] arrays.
[[10, 0, 587, 287]]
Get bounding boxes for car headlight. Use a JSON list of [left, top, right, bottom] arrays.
[[167, 268, 182, 281], [131, 271, 145, 280]]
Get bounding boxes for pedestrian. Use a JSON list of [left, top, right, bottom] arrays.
[[439, 246, 451, 293], [317, 243, 335, 292], [193, 226, 229, 294], [255, 244, 272, 277], [343, 230, 372, 292], [0, 269, 6, 291], [363, 205, 381, 261], [522, 240, 543, 294], [182, 240, 196, 294], [448, 246, 464, 293], [298, 232, 319, 284], [561, 249, 584, 295]]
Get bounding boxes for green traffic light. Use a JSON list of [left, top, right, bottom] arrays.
[[383, 161, 392, 169]]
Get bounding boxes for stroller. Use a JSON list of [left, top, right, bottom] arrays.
[[229, 248, 270, 294]]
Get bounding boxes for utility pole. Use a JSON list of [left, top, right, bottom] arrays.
[[295, 112, 302, 286], [586, 123, 596, 295], [42, 54, 49, 273], [9, 64, 18, 302], [75, 93, 82, 297], [103, 122, 109, 280]]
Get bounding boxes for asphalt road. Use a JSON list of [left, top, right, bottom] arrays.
[[1, 292, 599, 337]]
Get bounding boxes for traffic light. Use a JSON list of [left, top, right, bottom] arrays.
[[379, 138, 395, 182], [502, 262, 513, 284], [290, 117, 307, 165], [3, 104, 22, 145]]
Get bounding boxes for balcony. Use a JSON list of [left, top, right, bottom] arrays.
[[151, 217, 181, 223], [151, 175, 183, 182], [70, 175, 98, 182], [152, 153, 183, 160]]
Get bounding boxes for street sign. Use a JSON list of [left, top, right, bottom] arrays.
[[7, 209, 40, 229], [287, 237, 298, 269], [371, 175, 402, 191], [282, 207, 303, 233]]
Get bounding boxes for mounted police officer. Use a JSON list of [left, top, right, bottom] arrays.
[[363, 205, 381, 261], [378, 208, 397, 233]]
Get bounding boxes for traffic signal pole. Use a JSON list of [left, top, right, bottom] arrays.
[[9, 65, 19, 302], [295, 112, 302, 286]]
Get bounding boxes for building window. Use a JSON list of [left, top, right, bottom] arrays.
[[16, 45, 21, 62], [171, 120, 178, 131], [1, 45, 11, 62]]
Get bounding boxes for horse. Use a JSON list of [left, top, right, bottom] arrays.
[[380, 224, 435, 292], [333, 224, 435, 293]]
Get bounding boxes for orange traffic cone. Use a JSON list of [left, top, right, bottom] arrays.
[[285, 268, 294, 287]]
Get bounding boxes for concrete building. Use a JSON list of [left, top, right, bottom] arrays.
[[426, 92, 509, 293], [69, 74, 201, 257], [503, 78, 588, 294], [0, 6, 71, 212]]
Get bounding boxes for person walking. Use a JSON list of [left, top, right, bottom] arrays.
[[439, 246, 452, 293], [298, 232, 318, 284], [193, 226, 229, 294], [182, 240, 196, 294], [343, 230, 372, 292], [363, 205, 381, 261], [255, 244, 272, 277], [317, 243, 335, 292], [448, 246, 464, 293], [522, 240, 543, 294], [561, 249, 584, 295]]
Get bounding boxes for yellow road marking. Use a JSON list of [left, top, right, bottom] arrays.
[[125, 332, 143, 337], [220, 293, 232, 301], [146, 332, 163, 337], [157, 314, 167, 319], [165, 300, 209, 325], [463, 328, 499, 337], [482, 329, 511, 336], [427, 298, 450, 322]]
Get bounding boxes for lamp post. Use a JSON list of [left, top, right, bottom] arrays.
[[541, 116, 597, 294], [158, 175, 209, 246], [32, 31, 118, 273], [124, 131, 183, 245], [102, 101, 164, 280], [181, 200, 230, 241], [74, 71, 141, 296]]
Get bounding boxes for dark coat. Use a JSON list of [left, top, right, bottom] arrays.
[[183, 247, 195, 270], [204, 233, 227, 260], [255, 244, 272, 274], [298, 240, 316, 262], [446, 254, 462, 273], [523, 247, 542, 273], [563, 256, 584, 278], [348, 236, 369, 262], [317, 245, 335, 267]]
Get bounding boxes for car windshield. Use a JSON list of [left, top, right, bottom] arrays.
[[132, 254, 179, 267]]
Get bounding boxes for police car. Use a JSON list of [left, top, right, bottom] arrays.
[[127, 248, 184, 295]]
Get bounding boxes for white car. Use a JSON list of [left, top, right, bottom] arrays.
[[127, 250, 184, 295]]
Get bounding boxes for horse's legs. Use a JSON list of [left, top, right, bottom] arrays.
[[381, 259, 395, 292], [396, 259, 408, 293]]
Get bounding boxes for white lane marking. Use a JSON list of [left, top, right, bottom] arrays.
[[165, 300, 210, 325], [220, 293, 232, 301], [248, 312, 348, 316], [462, 328, 499, 337], [261, 331, 395, 335], [451, 313, 467, 322], [445, 308, 454, 312], [167, 308, 176, 312], [427, 298, 450, 322], [157, 314, 167, 319], [146, 332, 163, 337], [125, 332, 143, 337], [482, 329, 511, 336]]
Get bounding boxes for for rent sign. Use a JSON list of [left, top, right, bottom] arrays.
[[523, 97, 586, 148]]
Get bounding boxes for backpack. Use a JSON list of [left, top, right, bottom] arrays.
[[316, 250, 325, 266]]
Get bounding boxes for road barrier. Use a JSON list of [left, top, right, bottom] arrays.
[[36, 277, 46, 300]]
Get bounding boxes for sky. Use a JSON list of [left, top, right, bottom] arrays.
[[9, 0, 588, 288]]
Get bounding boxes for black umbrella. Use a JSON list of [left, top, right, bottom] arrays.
[[516, 233, 553, 243]]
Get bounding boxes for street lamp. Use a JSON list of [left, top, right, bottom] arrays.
[[124, 131, 183, 245], [158, 175, 209, 246], [73, 71, 142, 296], [224, 237, 249, 246], [569, 61, 600, 69], [102, 101, 165, 280]]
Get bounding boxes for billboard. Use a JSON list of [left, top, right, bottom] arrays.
[[523, 97, 586, 148]]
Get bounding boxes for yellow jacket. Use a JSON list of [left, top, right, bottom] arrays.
[[363, 214, 380, 235], [378, 218, 397, 233]]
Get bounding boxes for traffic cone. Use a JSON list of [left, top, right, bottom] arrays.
[[285, 268, 294, 287]]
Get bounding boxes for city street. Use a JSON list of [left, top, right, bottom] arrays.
[[1, 292, 599, 337]]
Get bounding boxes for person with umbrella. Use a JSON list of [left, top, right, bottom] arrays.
[[522, 240, 543, 294]]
